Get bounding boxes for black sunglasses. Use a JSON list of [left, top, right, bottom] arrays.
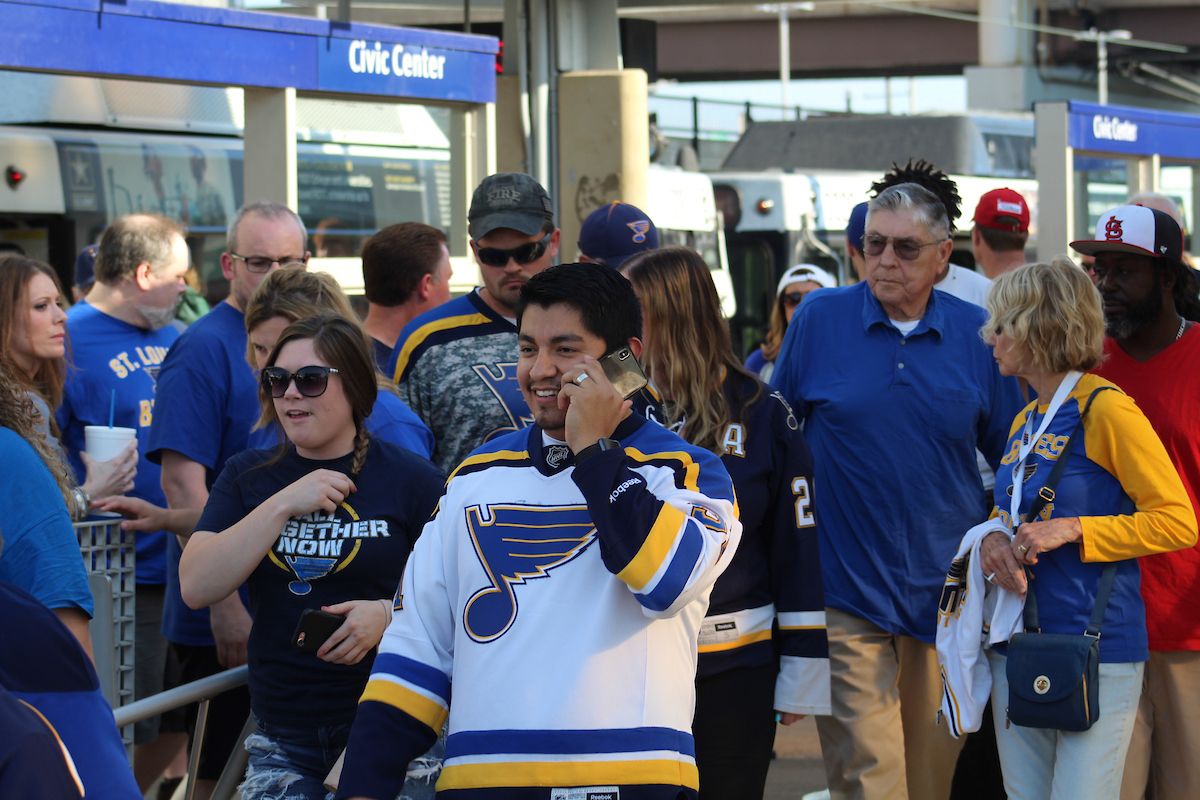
[[261, 365, 340, 398], [781, 291, 806, 307], [475, 233, 552, 268]]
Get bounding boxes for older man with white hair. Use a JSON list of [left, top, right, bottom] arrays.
[[773, 183, 1024, 800]]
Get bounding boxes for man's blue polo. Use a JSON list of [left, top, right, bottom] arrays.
[[773, 282, 1024, 642]]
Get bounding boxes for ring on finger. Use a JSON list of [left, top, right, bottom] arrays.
[[1016, 544, 1029, 554], [573, 372, 591, 386]]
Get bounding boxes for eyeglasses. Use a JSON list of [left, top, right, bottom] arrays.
[[781, 291, 806, 308], [230, 253, 308, 273], [474, 233, 552, 268], [863, 234, 945, 261], [261, 366, 340, 398]]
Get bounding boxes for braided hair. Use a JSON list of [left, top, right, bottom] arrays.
[[871, 159, 963, 232], [259, 314, 377, 476]]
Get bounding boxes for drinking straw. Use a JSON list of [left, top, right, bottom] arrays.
[[108, 389, 116, 428]]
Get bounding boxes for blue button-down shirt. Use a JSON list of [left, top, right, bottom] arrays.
[[773, 282, 1024, 642]]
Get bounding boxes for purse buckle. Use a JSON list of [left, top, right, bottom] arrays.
[[1038, 486, 1056, 503]]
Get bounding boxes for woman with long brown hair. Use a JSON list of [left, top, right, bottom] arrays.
[[0, 253, 135, 516], [178, 314, 443, 799], [744, 263, 836, 382], [622, 247, 829, 799]]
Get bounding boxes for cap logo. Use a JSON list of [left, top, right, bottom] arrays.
[[626, 220, 651, 244], [488, 186, 522, 206], [1104, 216, 1125, 241], [996, 200, 1024, 215]]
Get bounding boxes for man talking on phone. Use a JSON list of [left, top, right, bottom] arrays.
[[337, 263, 742, 800]]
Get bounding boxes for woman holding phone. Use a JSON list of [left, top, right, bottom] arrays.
[[179, 314, 443, 800], [623, 247, 830, 800]]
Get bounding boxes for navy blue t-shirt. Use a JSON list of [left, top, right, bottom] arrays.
[[148, 301, 260, 645], [57, 303, 177, 584], [195, 441, 444, 728]]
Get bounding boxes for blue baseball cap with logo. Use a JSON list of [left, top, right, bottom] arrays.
[[578, 202, 660, 268]]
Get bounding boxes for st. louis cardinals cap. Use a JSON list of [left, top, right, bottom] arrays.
[[578, 202, 660, 268], [1070, 204, 1184, 264]]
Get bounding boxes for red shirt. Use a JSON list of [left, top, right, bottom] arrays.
[[1095, 326, 1200, 651]]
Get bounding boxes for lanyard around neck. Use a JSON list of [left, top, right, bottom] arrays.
[[1009, 371, 1083, 522]]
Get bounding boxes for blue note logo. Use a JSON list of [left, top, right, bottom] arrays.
[[474, 361, 534, 441], [267, 501, 390, 595], [463, 504, 595, 643]]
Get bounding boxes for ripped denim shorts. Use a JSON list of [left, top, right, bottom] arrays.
[[241, 717, 444, 800]]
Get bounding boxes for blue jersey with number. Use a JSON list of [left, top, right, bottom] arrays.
[[58, 303, 178, 584]]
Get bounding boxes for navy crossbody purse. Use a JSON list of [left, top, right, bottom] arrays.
[[1004, 387, 1117, 732]]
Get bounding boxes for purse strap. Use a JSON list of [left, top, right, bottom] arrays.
[[1020, 386, 1118, 635]]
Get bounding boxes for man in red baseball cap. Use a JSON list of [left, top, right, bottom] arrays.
[[971, 187, 1030, 279]]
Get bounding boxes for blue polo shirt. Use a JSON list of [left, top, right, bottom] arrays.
[[773, 282, 1024, 643]]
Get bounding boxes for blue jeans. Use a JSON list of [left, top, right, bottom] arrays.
[[241, 718, 442, 800], [989, 652, 1144, 800], [242, 719, 351, 800]]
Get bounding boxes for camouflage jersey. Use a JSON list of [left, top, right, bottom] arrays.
[[388, 290, 530, 473]]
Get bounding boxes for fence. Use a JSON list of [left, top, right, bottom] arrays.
[[76, 516, 137, 746]]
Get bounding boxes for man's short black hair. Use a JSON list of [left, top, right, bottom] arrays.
[[360, 223, 447, 306], [516, 263, 642, 352]]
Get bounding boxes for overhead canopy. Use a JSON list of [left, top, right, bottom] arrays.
[[2, 0, 497, 104]]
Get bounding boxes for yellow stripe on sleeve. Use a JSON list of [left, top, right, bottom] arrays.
[[697, 628, 773, 654], [618, 503, 686, 591], [359, 680, 449, 733], [439, 758, 699, 791], [447, 449, 530, 482], [624, 448, 701, 493], [392, 313, 492, 382]]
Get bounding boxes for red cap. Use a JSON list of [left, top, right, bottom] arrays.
[[973, 188, 1030, 233]]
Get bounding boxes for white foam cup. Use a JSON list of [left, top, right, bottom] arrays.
[[84, 425, 137, 463]]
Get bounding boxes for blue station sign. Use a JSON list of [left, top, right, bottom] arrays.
[[1066, 101, 1200, 160], [1, 0, 497, 104]]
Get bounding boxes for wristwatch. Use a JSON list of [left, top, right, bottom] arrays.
[[573, 437, 621, 466]]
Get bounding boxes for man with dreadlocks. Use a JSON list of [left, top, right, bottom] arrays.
[[871, 159, 994, 307]]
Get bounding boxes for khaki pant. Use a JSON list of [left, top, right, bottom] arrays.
[[1120, 651, 1200, 800], [816, 607, 964, 800]]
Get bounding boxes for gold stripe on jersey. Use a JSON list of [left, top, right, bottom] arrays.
[[391, 312, 492, 382]]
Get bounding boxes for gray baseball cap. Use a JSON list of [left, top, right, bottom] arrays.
[[468, 173, 555, 239]]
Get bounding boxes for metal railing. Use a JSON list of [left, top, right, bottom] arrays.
[[115, 665, 252, 800]]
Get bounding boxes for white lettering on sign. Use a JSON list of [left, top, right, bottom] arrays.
[[1092, 114, 1139, 143], [347, 40, 447, 80]]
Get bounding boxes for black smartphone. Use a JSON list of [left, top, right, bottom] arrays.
[[292, 608, 345, 653], [599, 347, 648, 399]]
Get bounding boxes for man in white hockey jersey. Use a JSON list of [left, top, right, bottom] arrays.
[[338, 263, 742, 800]]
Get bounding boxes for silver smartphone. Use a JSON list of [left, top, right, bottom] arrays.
[[599, 347, 649, 399]]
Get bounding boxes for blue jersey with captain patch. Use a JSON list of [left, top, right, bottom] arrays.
[[699, 374, 829, 714], [195, 440, 443, 728], [148, 301, 260, 646], [57, 303, 177, 584]]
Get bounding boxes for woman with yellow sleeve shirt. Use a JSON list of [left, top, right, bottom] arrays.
[[977, 259, 1196, 800]]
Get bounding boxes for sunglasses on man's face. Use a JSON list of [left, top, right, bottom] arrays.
[[862, 234, 944, 261], [474, 233, 552, 268], [261, 366, 340, 399]]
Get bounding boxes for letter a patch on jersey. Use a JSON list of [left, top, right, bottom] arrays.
[[464, 504, 595, 643]]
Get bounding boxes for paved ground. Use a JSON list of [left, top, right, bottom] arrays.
[[765, 716, 829, 799]]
